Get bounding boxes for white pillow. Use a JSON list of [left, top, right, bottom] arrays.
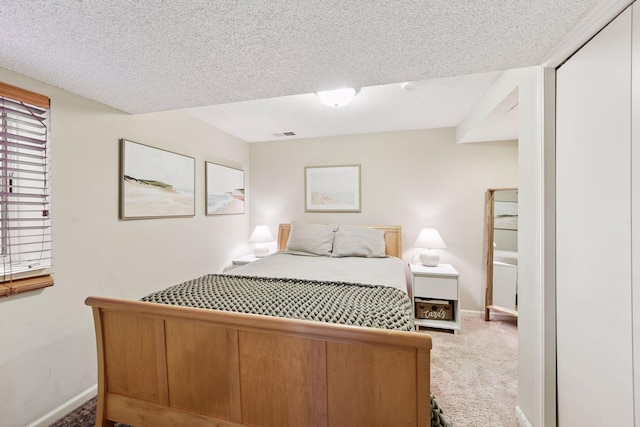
[[286, 221, 338, 256], [331, 225, 386, 258]]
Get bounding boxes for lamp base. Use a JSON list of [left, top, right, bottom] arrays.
[[254, 245, 269, 258], [420, 249, 439, 267]]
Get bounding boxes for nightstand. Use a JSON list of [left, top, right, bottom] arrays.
[[410, 263, 460, 333], [231, 254, 259, 266]]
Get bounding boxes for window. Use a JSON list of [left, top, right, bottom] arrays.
[[0, 82, 53, 296]]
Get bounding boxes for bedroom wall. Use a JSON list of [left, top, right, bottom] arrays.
[[249, 128, 518, 311], [0, 67, 250, 427]]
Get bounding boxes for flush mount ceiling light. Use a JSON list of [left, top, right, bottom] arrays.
[[316, 88, 357, 107]]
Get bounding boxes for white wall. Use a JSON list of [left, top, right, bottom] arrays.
[[249, 128, 518, 311], [0, 68, 250, 427], [456, 66, 552, 427]]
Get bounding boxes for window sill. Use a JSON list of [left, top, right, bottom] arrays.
[[0, 274, 54, 297]]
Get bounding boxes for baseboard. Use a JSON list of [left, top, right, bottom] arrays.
[[515, 405, 533, 427], [460, 309, 517, 321], [26, 384, 97, 427], [460, 309, 484, 315]]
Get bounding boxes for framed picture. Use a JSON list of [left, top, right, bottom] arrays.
[[305, 165, 361, 212], [119, 139, 195, 219], [205, 162, 245, 215]]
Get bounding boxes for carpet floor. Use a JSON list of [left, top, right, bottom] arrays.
[[429, 311, 519, 427], [51, 312, 517, 427]]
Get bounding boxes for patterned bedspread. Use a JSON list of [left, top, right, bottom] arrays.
[[141, 273, 414, 331]]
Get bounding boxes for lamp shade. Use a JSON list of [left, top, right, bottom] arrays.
[[249, 225, 274, 243], [414, 228, 446, 267], [414, 228, 447, 249], [317, 88, 357, 107]]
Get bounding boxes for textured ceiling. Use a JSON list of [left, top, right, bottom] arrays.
[[185, 72, 503, 142], [0, 0, 602, 141]]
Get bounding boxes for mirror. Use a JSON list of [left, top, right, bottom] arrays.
[[483, 188, 518, 320]]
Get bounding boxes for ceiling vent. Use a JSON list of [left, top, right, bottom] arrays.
[[273, 131, 296, 137]]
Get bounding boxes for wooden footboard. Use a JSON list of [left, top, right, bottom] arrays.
[[86, 297, 431, 427]]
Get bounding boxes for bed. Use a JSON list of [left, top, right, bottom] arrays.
[[86, 223, 433, 427]]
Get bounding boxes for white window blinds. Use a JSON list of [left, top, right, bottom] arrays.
[[0, 82, 51, 279]]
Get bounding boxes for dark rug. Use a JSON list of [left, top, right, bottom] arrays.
[[52, 395, 450, 426], [49, 397, 128, 427]]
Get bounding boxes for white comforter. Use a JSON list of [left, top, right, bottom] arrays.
[[226, 252, 408, 293]]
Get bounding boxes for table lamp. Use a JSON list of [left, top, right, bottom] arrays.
[[414, 228, 447, 267], [249, 225, 274, 258]]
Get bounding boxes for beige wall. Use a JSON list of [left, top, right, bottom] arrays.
[[0, 68, 250, 427], [249, 128, 518, 311]]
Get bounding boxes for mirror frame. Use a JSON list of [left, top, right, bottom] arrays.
[[483, 187, 519, 321]]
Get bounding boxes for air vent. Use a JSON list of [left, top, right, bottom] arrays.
[[272, 131, 297, 137]]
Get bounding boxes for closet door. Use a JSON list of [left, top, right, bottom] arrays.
[[633, 5, 640, 425], [556, 7, 633, 426]]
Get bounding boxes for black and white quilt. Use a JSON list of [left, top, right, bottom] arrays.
[[141, 273, 414, 331]]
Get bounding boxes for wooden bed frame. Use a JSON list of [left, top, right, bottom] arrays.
[[86, 224, 432, 427]]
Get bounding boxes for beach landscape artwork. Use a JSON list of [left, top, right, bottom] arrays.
[[120, 139, 195, 219], [206, 162, 245, 215], [305, 165, 361, 212]]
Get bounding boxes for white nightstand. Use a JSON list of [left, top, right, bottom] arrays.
[[410, 263, 461, 333], [231, 254, 260, 266]]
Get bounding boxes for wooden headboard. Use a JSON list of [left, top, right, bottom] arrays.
[[277, 223, 403, 258]]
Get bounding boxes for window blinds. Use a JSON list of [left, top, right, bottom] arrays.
[[0, 82, 51, 278]]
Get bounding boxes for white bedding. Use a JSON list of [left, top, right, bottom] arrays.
[[226, 252, 408, 293], [494, 249, 518, 266]]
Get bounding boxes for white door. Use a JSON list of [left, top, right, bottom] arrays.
[[556, 6, 633, 426]]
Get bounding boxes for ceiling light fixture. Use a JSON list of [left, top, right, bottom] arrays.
[[317, 88, 357, 107]]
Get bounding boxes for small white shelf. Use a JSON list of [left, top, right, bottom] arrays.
[[414, 317, 460, 331], [410, 263, 461, 333]]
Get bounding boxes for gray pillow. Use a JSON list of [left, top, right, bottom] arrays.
[[331, 225, 386, 258], [286, 221, 338, 256]]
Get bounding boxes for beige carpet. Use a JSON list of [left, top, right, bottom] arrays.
[[427, 312, 519, 427]]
